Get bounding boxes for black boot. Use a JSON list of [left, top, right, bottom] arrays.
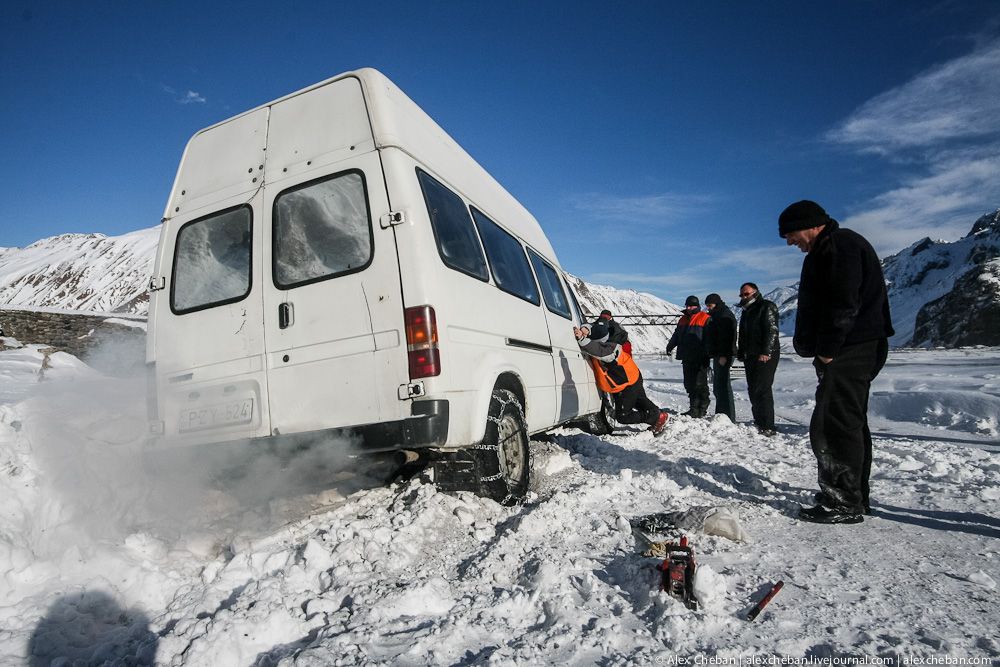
[[798, 505, 863, 524]]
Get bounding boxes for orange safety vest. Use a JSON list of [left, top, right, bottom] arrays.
[[589, 350, 641, 394]]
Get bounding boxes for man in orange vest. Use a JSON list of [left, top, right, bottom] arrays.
[[575, 320, 668, 435], [666, 295, 711, 417]]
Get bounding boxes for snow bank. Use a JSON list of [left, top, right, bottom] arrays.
[[1, 346, 999, 664]]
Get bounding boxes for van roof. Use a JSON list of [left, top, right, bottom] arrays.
[[171, 68, 560, 266]]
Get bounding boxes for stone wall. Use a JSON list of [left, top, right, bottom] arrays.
[[0, 307, 146, 374]]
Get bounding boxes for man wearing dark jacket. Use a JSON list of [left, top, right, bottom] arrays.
[[703, 293, 737, 422], [780, 199, 894, 525], [666, 296, 711, 417], [736, 282, 780, 435]]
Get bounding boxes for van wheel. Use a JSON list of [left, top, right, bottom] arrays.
[[471, 389, 529, 505], [584, 393, 615, 436]]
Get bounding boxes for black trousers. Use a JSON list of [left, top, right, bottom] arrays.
[[810, 338, 888, 513], [711, 358, 735, 422], [744, 356, 778, 430], [681, 360, 710, 416], [614, 375, 660, 425]]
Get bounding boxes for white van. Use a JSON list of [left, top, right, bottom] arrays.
[[145, 68, 612, 503]]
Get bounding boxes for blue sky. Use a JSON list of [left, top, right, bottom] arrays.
[[2, 1, 999, 306]]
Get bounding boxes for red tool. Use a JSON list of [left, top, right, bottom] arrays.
[[658, 535, 698, 610], [746, 580, 784, 621]]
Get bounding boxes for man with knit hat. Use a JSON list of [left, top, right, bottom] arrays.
[[595, 308, 632, 355], [703, 293, 737, 422], [779, 199, 894, 525], [665, 295, 711, 417]]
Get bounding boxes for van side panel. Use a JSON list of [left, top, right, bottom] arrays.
[[379, 149, 558, 440]]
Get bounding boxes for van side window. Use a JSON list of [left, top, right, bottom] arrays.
[[565, 275, 586, 325], [273, 170, 373, 288], [527, 250, 571, 319], [472, 208, 540, 306], [171, 205, 252, 314], [416, 169, 489, 281]]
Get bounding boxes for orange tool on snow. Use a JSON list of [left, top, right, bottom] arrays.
[[746, 580, 784, 621]]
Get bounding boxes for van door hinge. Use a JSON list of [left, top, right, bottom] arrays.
[[148, 276, 166, 292], [380, 211, 406, 229], [398, 382, 425, 399]]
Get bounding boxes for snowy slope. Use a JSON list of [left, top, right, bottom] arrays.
[[1, 339, 997, 664], [566, 273, 682, 353], [769, 208, 1000, 347], [0, 227, 159, 314]]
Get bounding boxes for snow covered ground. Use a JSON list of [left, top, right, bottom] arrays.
[[1, 338, 998, 665]]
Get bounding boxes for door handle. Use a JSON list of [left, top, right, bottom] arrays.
[[278, 302, 293, 329]]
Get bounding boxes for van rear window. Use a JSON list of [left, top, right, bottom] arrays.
[[527, 249, 571, 319], [473, 209, 540, 306], [171, 205, 252, 314], [416, 169, 489, 281], [273, 170, 373, 288]]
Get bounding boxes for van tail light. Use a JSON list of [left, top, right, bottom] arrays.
[[405, 305, 440, 378]]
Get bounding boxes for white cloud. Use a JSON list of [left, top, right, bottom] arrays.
[[160, 84, 207, 105], [827, 39, 1000, 152], [824, 38, 1000, 254], [843, 152, 1000, 253], [179, 90, 206, 105], [571, 192, 713, 225]]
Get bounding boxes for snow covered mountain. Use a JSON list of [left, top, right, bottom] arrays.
[[566, 274, 681, 353], [0, 226, 680, 352], [0, 227, 159, 314], [768, 208, 1000, 348]]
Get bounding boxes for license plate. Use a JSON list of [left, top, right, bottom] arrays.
[[178, 398, 254, 433]]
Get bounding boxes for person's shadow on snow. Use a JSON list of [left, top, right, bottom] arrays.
[[28, 590, 157, 666], [552, 431, 808, 512]]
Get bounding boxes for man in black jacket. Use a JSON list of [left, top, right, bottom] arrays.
[[703, 293, 737, 422], [780, 199, 894, 525], [736, 283, 780, 435]]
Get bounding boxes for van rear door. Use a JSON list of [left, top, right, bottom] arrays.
[[260, 79, 408, 438], [151, 108, 272, 444]]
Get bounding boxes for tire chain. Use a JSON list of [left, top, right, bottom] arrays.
[[472, 390, 527, 504]]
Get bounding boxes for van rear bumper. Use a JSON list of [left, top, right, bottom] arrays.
[[355, 399, 449, 451], [146, 399, 448, 458]]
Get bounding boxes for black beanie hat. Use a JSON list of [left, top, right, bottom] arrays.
[[705, 293, 722, 306], [778, 200, 831, 238], [589, 321, 609, 340], [685, 295, 700, 308]]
